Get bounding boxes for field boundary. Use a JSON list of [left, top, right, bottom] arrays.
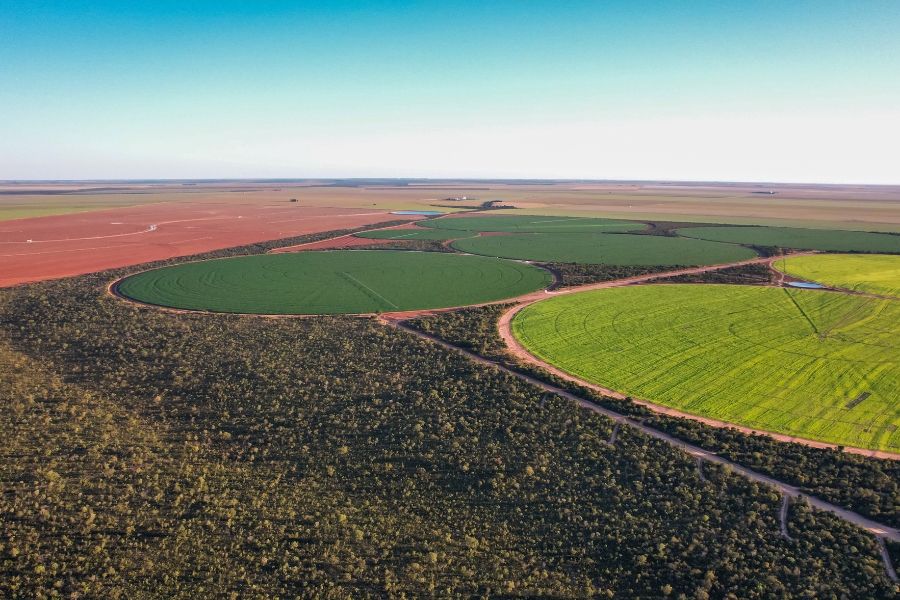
[[109, 250, 555, 317], [496, 265, 900, 461]]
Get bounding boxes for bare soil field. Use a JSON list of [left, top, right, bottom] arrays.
[[0, 201, 411, 287]]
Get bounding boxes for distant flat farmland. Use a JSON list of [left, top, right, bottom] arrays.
[[117, 250, 551, 314], [678, 226, 900, 253], [421, 215, 647, 233], [512, 285, 900, 451], [776, 254, 900, 297], [451, 233, 757, 265]]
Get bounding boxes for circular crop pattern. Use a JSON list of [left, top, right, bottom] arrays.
[[678, 226, 900, 254], [775, 254, 900, 297], [451, 233, 757, 265], [512, 285, 900, 451], [116, 251, 552, 315], [419, 215, 646, 233]]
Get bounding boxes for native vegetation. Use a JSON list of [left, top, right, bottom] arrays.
[[2, 229, 899, 597], [651, 263, 775, 285], [409, 304, 517, 359], [4, 268, 899, 597], [537, 263, 682, 288], [118, 251, 551, 315], [679, 226, 900, 254], [775, 254, 900, 297], [541, 262, 772, 288]]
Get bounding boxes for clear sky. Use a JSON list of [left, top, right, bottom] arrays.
[[2, 1, 899, 183]]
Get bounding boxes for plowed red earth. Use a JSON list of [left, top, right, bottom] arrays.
[[0, 202, 412, 287]]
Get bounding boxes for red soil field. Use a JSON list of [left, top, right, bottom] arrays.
[[0, 201, 413, 287]]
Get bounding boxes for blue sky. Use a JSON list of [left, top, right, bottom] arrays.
[[2, 1, 899, 182]]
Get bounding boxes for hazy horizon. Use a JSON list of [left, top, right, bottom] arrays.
[[3, 1, 899, 183]]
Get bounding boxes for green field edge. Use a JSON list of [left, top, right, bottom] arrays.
[[112, 250, 555, 317], [510, 286, 900, 454]]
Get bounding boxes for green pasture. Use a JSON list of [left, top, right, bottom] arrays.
[[420, 215, 646, 233], [117, 251, 551, 315], [451, 233, 757, 265], [776, 254, 900, 297], [678, 226, 900, 253], [512, 285, 900, 451], [355, 228, 476, 241]]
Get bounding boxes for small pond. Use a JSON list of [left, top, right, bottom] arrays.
[[787, 282, 825, 289]]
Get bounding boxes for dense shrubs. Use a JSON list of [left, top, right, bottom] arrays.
[[0, 232, 897, 597], [652, 263, 774, 285], [541, 263, 680, 288]]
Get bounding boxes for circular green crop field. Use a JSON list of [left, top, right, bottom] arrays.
[[678, 226, 900, 253], [512, 285, 900, 451], [451, 233, 757, 265], [117, 251, 552, 315], [420, 215, 646, 233], [775, 254, 900, 297]]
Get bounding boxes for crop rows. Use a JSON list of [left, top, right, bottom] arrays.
[[679, 226, 900, 254], [451, 232, 757, 265], [777, 254, 900, 297], [512, 284, 900, 451], [117, 251, 551, 315]]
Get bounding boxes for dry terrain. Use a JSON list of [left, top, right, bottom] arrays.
[[0, 200, 411, 286]]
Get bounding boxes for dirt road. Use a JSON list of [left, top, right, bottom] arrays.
[[389, 320, 900, 542]]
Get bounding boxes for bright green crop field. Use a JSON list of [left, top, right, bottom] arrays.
[[512, 285, 900, 451], [451, 233, 757, 265], [678, 226, 900, 253], [776, 254, 900, 297], [420, 215, 646, 233], [118, 251, 552, 315], [355, 228, 476, 241]]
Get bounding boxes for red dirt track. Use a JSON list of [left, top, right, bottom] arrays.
[[0, 202, 413, 287]]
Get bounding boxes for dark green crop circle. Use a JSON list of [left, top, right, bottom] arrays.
[[117, 250, 552, 315]]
